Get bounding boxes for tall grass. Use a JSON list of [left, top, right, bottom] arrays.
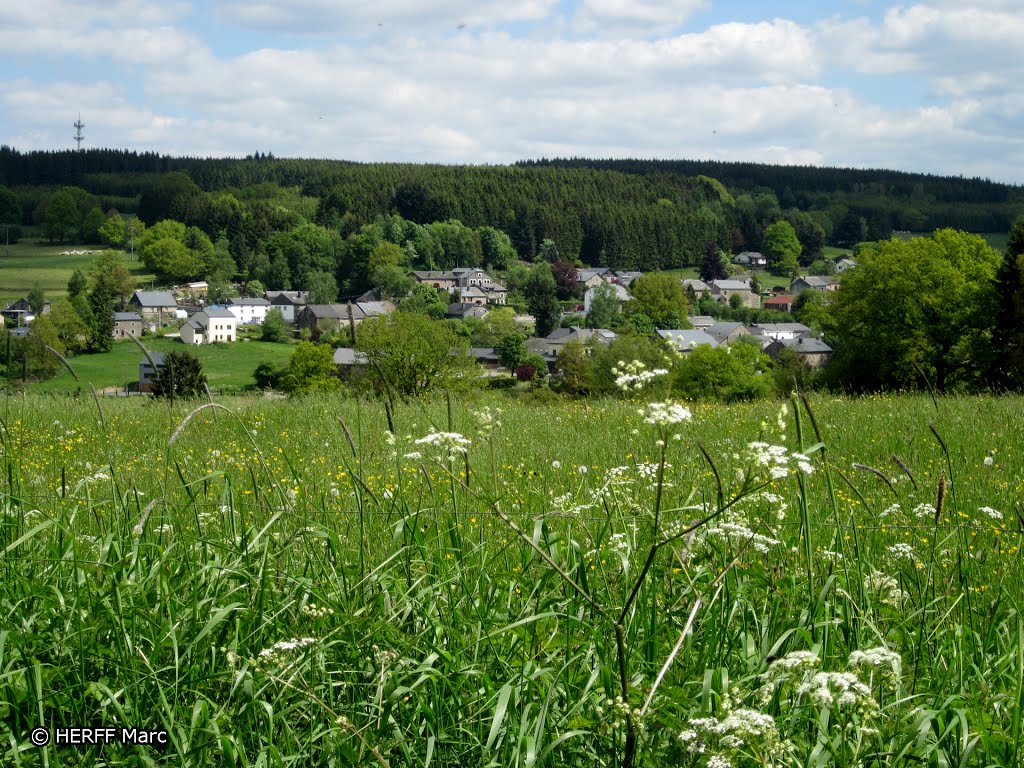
[[0, 391, 1021, 766]]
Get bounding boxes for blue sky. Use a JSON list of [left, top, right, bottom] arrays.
[[2, 0, 1023, 184]]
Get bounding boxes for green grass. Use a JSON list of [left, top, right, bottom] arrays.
[[28, 336, 296, 393], [0, 391, 1022, 766], [0, 239, 154, 305]]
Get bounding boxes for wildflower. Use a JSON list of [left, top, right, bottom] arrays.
[[745, 442, 813, 480], [865, 571, 906, 608], [642, 402, 692, 427], [912, 503, 936, 519], [551, 460, 561, 469], [979, 506, 1003, 520], [403, 451, 422, 461], [848, 646, 901, 688], [414, 429, 471, 459], [612, 360, 669, 392], [797, 672, 879, 717], [984, 452, 995, 467], [578, 465, 588, 475], [887, 542, 915, 561], [255, 637, 318, 668], [301, 603, 335, 619], [681, 708, 785, 766], [758, 650, 820, 703], [473, 406, 502, 437]]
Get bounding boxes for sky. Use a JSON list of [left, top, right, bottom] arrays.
[[2, 0, 1024, 184]]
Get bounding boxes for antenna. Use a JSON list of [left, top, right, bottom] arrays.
[[73, 114, 84, 150]]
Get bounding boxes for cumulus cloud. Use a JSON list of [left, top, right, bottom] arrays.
[[3, 1, 1024, 182]]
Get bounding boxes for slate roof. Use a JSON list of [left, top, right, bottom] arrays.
[[132, 290, 177, 308], [657, 329, 719, 350]]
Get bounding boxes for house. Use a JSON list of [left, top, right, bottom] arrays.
[[687, 315, 717, 330], [138, 352, 167, 393], [764, 337, 834, 368], [447, 302, 489, 320], [180, 308, 237, 345], [266, 291, 309, 323], [583, 283, 631, 313], [332, 347, 369, 379], [457, 287, 489, 306], [183, 281, 208, 298], [657, 329, 719, 352], [226, 297, 272, 325], [2, 297, 51, 323], [469, 347, 502, 370], [129, 290, 178, 329], [297, 301, 395, 340], [732, 251, 767, 268], [710, 280, 760, 309], [834, 256, 857, 273], [763, 294, 796, 313], [748, 323, 811, 342], [682, 278, 711, 297], [577, 268, 613, 290], [790, 276, 837, 295], [526, 326, 617, 364], [705, 322, 752, 346], [409, 271, 458, 290], [614, 270, 644, 286], [479, 282, 508, 306], [112, 311, 143, 340]]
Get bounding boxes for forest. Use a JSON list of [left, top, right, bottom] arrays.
[[3, 147, 1022, 274]]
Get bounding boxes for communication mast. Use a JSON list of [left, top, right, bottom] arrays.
[[73, 114, 85, 150]]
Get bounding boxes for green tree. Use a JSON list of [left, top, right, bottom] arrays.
[[0, 186, 20, 225], [699, 241, 728, 282], [305, 270, 338, 304], [206, 235, 237, 284], [144, 238, 203, 281], [152, 350, 208, 400], [98, 212, 126, 247], [586, 283, 621, 329], [526, 263, 560, 338], [763, 220, 803, 277], [356, 311, 476, 397], [991, 215, 1024, 387], [48, 299, 89, 354], [623, 272, 689, 328], [399, 283, 448, 319], [81, 207, 105, 244], [370, 264, 414, 300], [261, 308, 290, 343], [827, 229, 1000, 391], [496, 332, 526, 370], [672, 340, 773, 401], [19, 316, 64, 380], [277, 341, 340, 394], [553, 340, 592, 394], [27, 285, 46, 315], [44, 189, 81, 243]]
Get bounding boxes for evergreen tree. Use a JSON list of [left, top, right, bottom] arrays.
[[526, 263, 560, 338], [153, 350, 208, 400], [992, 215, 1024, 387], [699, 240, 728, 282]]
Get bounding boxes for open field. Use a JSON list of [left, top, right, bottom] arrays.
[[1, 391, 1022, 766], [27, 336, 296, 393], [0, 240, 154, 305]]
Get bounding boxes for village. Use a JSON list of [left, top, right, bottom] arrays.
[[2, 251, 848, 393]]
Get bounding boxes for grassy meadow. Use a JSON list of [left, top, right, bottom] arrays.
[[28, 336, 296, 394], [0, 240, 155, 306], [0, 390, 1022, 766]]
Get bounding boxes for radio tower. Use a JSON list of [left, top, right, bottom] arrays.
[[73, 114, 85, 151]]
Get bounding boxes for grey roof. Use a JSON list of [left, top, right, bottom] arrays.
[[228, 297, 271, 307], [732, 251, 766, 264], [113, 312, 142, 322], [778, 337, 833, 353], [545, 326, 616, 344], [706, 322, 749, 343], [447, 302, 488, 317], [140, 351, 166, 367], [132, 290, 177, 308], [267, 290, 308, 305], [305, 302, 395, 320], [410, 270, 456, 281], [687, 315, 716, 328], [749, 323, 811, 335], [333, 348, 369, 366], [469, 347, 499, 362], [203, 307, 236, 319], [711, 280, 752, 292], [683, 279, 711, 293], [657, 329, 719, 350], [793, 276, 835, 288]]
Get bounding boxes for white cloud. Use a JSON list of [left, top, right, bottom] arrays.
[[572, 0, 706, 37], [210, 0, 559, 35]]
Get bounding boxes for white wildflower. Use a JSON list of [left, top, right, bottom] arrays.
[[414, 429, 472, 459], [403, 451, 422, 461], [578, 465, 588, 475], [979, 506, 1003, 521], [473, 406, 502, 437], [887, 542, 916, 561], [302, 603, 335, 619], [912, 503, 936, 519], [612, 360, 669, 392], [642, 402, 692, 427], [797, 672, 879, 717], [848, 646, 901, 688], [551, 460, 561, 470], [865, 571, 906, 608]]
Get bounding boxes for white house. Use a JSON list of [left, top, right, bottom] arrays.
[[180, 307, 237, 345], [226, 297, 271, 325]]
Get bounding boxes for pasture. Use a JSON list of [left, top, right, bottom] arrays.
[[0, 240, 154, 305], [0, 391, 1022, 766]]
